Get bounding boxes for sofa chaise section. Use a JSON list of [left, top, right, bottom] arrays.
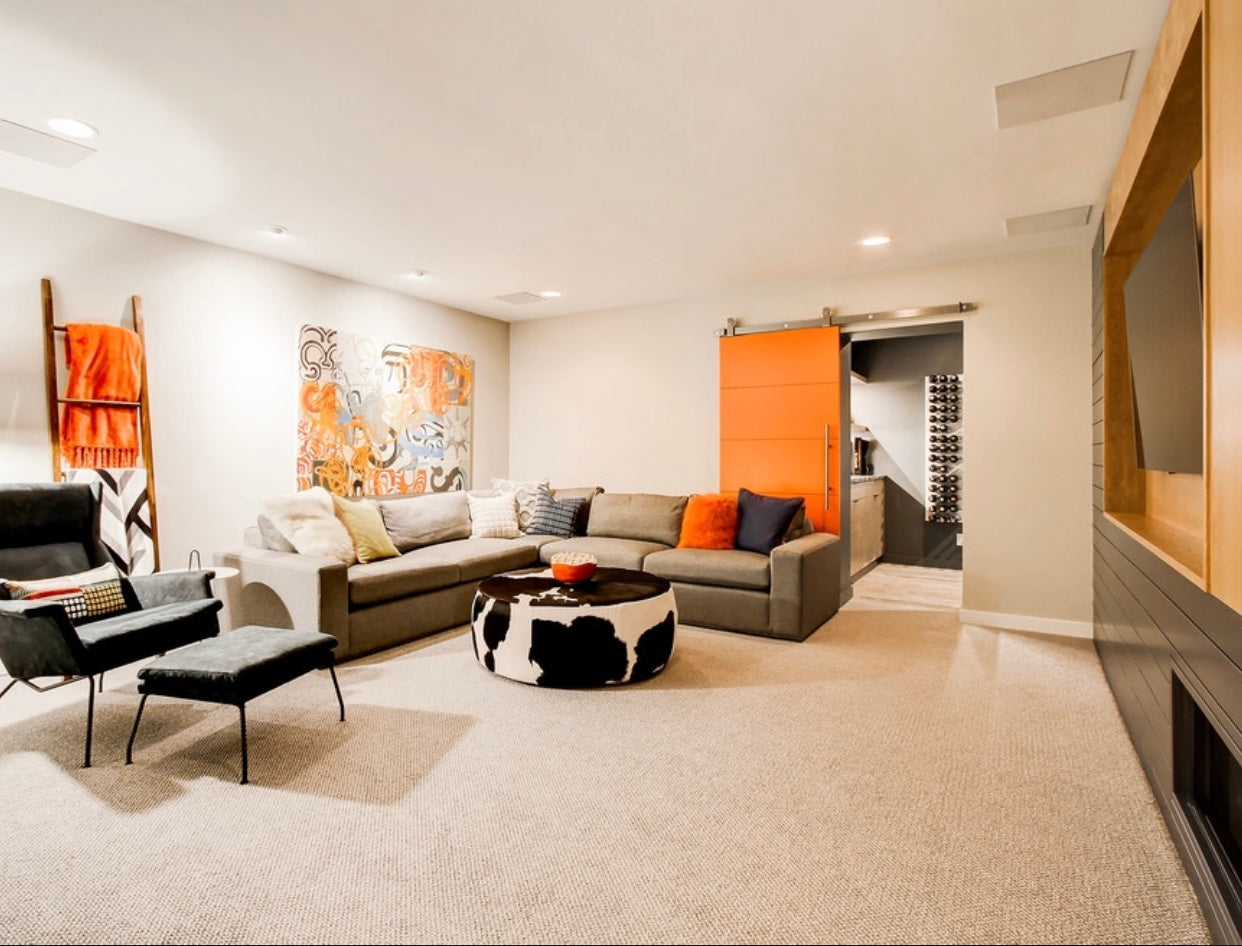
[[643, 533, 840, 641]]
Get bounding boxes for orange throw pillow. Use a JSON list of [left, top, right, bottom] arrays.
[[677, 493, 738, 550]]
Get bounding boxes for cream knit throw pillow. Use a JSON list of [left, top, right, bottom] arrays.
[[467, 491, 520, 539]]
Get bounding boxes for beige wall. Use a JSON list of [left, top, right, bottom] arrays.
[[0, 187, 511, 570], [510, 245, 1095, 629], [0, 182, 1093, 630]]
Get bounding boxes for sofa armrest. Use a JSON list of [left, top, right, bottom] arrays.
[[769, 532, 841, 640], [213, 547, 351, 653], [0, 600, 88, 679]]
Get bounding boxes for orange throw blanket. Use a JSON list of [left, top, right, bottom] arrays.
[[61, 323, 144, 469]]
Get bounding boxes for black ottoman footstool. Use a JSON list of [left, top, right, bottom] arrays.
[[125, 625, 345, 784]]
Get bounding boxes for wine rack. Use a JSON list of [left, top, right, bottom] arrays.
[[925, 373, 962, 524]]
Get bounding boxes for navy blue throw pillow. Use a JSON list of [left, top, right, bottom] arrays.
[[734, 488, 805, 555]]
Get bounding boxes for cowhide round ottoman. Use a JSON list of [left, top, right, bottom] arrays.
[[471, 567, 677, 687]]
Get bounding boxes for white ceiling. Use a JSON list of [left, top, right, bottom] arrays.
[[0, 0, 1170, 321]]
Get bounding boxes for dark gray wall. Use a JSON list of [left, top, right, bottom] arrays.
[[850, 328, 963, 570]]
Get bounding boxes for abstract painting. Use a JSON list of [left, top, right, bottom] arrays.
[[296, 324, 473, 496]]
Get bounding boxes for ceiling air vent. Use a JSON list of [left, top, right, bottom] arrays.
[[494, 291, 546, 305], [0, 119, 96, 167], [1006, 205, 1093, 237], [995, 51, 1133, 128]]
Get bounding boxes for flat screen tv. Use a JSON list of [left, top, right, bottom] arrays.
[[1122, 174, 1204, 475]]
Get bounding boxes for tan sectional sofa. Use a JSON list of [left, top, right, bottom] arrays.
[[216, 487, 841, 661]]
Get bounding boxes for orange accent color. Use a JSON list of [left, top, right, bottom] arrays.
[[552, 561, 598, 584], [720, 383, 838, 441], [719, 328, 839, 387], [677, 493, 739, 549], [720, 327, 841, 534], [60, 323, 144, 468]]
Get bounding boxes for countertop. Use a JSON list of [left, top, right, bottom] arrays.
[[850, 474, 885, 483]]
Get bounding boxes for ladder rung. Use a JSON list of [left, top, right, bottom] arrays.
[[58, 397, 142, 408]]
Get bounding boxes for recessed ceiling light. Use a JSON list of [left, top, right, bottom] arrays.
[[407, 270, 428, 279], [538, 290, 562, 299], [860, 236, 891, 247], [46, 117, 98, 139], [264, 225, 288, 237]]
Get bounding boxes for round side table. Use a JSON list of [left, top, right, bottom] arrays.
[[471, 567, 677, 687]]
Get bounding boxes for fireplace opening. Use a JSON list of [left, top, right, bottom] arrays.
[[1174, 671, 1242, 931]]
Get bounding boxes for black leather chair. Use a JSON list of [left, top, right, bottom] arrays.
[[0, 481, 223, 766]]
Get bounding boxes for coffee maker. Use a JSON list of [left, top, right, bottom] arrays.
[[851, 426, 873, 475]]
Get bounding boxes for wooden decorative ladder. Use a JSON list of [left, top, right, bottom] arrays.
[[40, 277, 161, 570]]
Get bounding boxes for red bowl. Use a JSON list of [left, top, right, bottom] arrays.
[[552, 561, 597, 584]]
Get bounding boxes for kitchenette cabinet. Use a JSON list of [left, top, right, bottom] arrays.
[[849, 476, 884, 577]]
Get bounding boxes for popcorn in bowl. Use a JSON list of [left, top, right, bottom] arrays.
[[550, 551, 598, 584]]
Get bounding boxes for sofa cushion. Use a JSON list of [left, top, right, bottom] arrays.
[[256, 514, 297, 553], [551, 486, 603, 535], [490, 477, 549, 533], [4, 562, 129, 623], [261, 487, 356, 564], [467, 492, 521, 539], [347, 549, 461, 607], [332, 496, 400, 564], [75, 598, 223, 671], [539, 536, 669, 571], [643, 547, 770, 591], [526, 487, 587, 538], [586, 493, 687, 547], [677, 493, 738, 550], [735, 488, 805, 555], [378, 491, 471, 552], [785, 506, 814, 541], [429, 537, 542, 582]]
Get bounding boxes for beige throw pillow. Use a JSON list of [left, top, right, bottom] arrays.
[[378, 491, 472, 552], [586, 492, 688, 547], [260, 487, 356, 565], [332, 495, 401, 563]]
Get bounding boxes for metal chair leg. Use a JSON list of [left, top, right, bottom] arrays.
[[1, 676, 96, 767], [125, 693, 149, 765], [328, 665, 345, 722], [83, 675, 95, 768], [238, 704, 248, 785]]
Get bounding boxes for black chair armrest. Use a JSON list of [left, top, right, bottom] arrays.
[[0, 600, 88, 679], [126, 570, 215, 609]]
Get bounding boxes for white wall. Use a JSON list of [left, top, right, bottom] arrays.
[[510, 245, 1095, 629], [0, 187, 510, 569]]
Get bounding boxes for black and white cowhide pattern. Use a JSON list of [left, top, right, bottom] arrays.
[[471, 580, 676, 687]]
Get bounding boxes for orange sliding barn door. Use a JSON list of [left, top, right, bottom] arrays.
[[720, 326, 842, 534]]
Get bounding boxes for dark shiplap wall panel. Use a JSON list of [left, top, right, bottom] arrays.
[[1091, 218, 1242, 943]]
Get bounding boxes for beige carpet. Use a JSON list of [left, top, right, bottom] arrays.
[[0, 600, 1211, 944]]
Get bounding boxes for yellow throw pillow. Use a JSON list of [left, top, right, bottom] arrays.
[[333, 496, 401, 564]]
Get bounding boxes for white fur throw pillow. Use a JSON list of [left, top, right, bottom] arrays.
[[261, 487, 356, 565]]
